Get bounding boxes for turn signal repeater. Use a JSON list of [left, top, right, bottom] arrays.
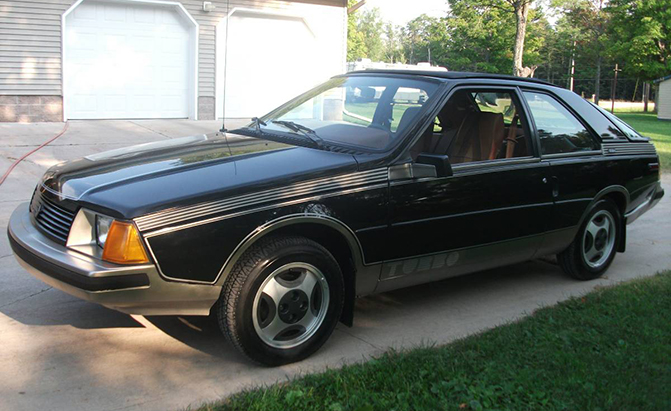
[[101, 221, 150, 264]]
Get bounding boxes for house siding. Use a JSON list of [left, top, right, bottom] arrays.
[[0, 0, 346, 121], [658, 79, 671, 121]]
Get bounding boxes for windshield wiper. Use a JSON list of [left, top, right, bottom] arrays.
[[271, 120, 325, 149], [251, 117, 267, 133]]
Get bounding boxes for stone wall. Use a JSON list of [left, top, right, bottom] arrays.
[[0, 96, 63, 123], [198, 97, 215, 121]]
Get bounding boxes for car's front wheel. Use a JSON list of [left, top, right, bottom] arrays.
[[216, 235, 344, 366], [558, 199, 620, 280]]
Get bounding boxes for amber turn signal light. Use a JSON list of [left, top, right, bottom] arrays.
[[101, 221, 149, 264]]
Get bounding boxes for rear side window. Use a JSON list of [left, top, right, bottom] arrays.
[[523, 92, 598, 155], [589, 102, 648, 141]]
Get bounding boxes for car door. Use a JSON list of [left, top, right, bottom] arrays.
[[519, 89, 606, 257], [376, 86, 554, 293]]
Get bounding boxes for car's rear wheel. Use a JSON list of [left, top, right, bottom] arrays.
[[558, 199, 620, 280], [216, 235, 344, 366]]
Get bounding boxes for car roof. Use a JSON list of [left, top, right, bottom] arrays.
[[344, 69, 555, 87]]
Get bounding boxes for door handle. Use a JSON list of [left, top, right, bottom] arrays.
[[551, 176, 559, 198]]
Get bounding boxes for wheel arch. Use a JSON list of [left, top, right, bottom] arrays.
[[577, 185, 629, 253], [215, 214, 364, 326]]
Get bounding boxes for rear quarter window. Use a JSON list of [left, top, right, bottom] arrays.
[[523, 91, 598, 155]]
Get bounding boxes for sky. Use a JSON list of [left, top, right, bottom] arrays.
[[359, 0, 450, 26]]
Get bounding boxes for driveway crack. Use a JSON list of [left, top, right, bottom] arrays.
[[337, 327, 381, 351], [129, 121, 173, 139], [0, 286, 53, 309]]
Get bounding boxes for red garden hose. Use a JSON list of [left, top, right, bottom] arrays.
[[0, 122, 69, 187]]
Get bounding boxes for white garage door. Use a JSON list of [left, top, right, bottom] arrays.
[[64, 1, 193, 119], [217, 12, 321, 119]]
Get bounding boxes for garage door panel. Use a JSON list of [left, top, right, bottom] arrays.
[[132, 95, 157, 112], [133, 6, 156, 24], [103, 95, 126, 112], [65, 1, 192, 119], [218, 12, 324, 119], [70, 95, 97, 113], [134, 35, 155, 53], [103, 3, 126, 22]]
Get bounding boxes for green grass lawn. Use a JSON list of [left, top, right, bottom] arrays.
[[198, 272, 671, 411], [615, 112, 671, 172]]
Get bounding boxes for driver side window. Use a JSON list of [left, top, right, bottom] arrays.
[[411, 89, 530, 164]]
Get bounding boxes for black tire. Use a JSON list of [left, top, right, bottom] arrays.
[[216, 235, 344, 366], [558, 199, 621, 281]]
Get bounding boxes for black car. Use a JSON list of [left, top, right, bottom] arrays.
[[8, 71, 664, 365]]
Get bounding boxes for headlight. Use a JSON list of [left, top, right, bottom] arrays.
[[95, 215, 113, 248], [68, 209, 149, 265]]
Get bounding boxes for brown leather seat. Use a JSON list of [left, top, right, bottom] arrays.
[[450, 112, 505, 163]]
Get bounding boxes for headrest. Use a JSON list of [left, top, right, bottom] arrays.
[[478, 112, 504, 130], [397, 106, 423, 133]]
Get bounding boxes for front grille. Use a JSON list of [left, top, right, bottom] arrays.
[[30, 191, 76, 244]]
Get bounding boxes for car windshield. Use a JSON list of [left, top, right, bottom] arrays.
[[250, 76, 441, 152]]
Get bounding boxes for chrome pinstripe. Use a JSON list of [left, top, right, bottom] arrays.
[[134, 168, 389, 232], [143, 182, 389, 238], [602, 142, 657, 157], [143, 185, 386, 285]]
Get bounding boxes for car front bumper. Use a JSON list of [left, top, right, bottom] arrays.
[[8, 203, 220, 316]]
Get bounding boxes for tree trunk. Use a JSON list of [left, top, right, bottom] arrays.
[[643, 82, 649, 112], [512, 1, 530, 77], [594, 55, 601, 104]]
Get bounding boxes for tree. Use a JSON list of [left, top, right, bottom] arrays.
[[444, 0, 515, 72], [383, 23, 405, 63], [554, 0, 610, 103], [442, 0, 547, 74], [402, 15, 448, 65], [506, 0, 535, 76], [357, 8, 385, 61], [346, 0, 367, 61], [477, 0, 538, 76], [606, 0, 671, 81]]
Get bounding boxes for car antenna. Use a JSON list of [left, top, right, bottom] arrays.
[[219, 0, 231, 133]]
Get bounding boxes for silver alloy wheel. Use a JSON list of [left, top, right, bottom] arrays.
[[252, 262, 330, 349], [582, 209, 616, 269]]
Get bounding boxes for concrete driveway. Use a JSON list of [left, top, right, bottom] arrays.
[[1, 120, 669, 411]]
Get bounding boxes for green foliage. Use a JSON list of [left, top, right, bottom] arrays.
[[443, 0, 515, 72], [382, 23, 405, 63], [346, 1, 367, 61], [346, 2, 386, 62], [344, 0, 670, 102], [402, 14, 448, 65], [441, 0, 547, 73], [357, 8, 385, 61], [606, 0, 671, 81], [616, 112, 671, 171], [198, 272, 671, 411]]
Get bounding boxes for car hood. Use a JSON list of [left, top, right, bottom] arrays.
[[40, 133, 359, 219]]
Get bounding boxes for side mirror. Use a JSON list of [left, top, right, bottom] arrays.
[[416, 153, 453, 177]]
